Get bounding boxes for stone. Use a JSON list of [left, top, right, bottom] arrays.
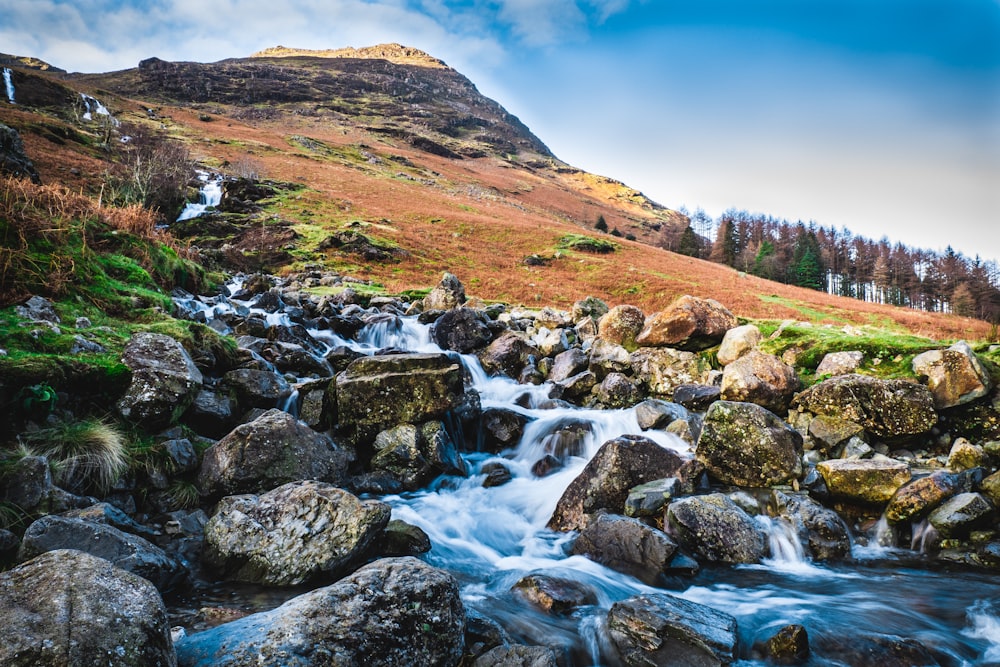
[[792, 374, 937, 439], [672, 383, 721, 411], [841, 436, 873, 459], [474, 645, 558, 667], [481, 461, 513, 487], [814, 632, 940, 667], [370, 420, 469, 490], [432, 307, 493, 352], [571, 513, 679, 584], [162, 437, 199, 473], [424, 271, 467, 310], [197, 409, 347, 500], [1, 454, 94, 517], [478, 332, 541, 380], [597, 304, 646, 350], [480, 407, 530, 452], [815, 350, 864, 377], [376, 519, 432, 556], [758, 624, 809, 665], [608, 593, 738, 667], [717, 324, 762, 365], [0, 550, 175, 666], [630, 347, 711, 399], [948, 437, 985, 471], [927, 492, 994, 538], [117, 332, 204, 429], [222, 368, 292, 411], [184, 388, 237, 438], [589, 337, 633, 379], [695, 401, 803, 487], [18, 515, 185, 591], [548, 434, 689, 532], [885, 471, 963, 523], [549, 348, 590, 383], [772, 492, 852, 561], [720, 351, 800, 414], [816, 458, 911, 505], [203, 481, 390, 586], [571, 296, 609, 323], [537, 328, 570, 357], [595, 371, 642, 408], [634, 399, 689, 431], [512, 573, 597, 615], [556, 370, 598, 402], [981, 470, 1000, 505], [912, 341, 992, 409], [666, 493, 767, 564], [175, 557, 465, 667], [635, 295, 738, 351], [806, 415, 864, 453], [0, 121, 41, 184], [625, 477, 685, 517]]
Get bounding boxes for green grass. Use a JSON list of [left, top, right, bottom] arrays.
[[557, 234, 618, 254], [16, 418, 128, 494]]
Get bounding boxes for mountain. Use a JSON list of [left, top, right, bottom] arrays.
[[0, 45, 989, 340]]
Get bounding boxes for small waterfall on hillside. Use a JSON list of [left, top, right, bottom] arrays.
[[3, 68, 14, 104], [176, 171, 224, 222], [79, 93, 119, 125]]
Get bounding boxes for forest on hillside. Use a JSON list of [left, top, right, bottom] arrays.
[[659, 208, 1000, 325]]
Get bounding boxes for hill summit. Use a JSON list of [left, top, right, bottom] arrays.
[[251, 43, 449, 69]]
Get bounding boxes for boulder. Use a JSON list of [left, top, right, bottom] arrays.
[[630, 347, 711, 399], [175, 557, 465, 667], [672, 383, 721, 411], [512, 573, 597, 615], [0, 121, 41, 184], [814, 632, 940, 667], [608, 593, 738, 667], [555, 370, 598, 403], [197, 409, 347, 500], [424, 271, 467, 310], [589, 338, 633, 379], [757, 624, 809, 665], [625, 477, 685, 517], [474, 645, 559, 667], [912, 341, 992, 409], [536, 328, 570, 357], [222, 368, 292, 411], [571, 296, 610, 323], [548, 348, 590, 383], [885, 471, 963, 523], [0, 550, 175, 666], [634, 399, 690, 431], [695, 401, 802, 487], [597, 304, 645, 350], [947, 437, 986, 471], [547, 435, 689, 532], [203, 481, 390, 586], [816, 458, 911, 505], [375, 519, 432, 556], [1, 454, 94, 517], [815, 351, 864, 377], [15, 294, 59, 323], [720, 351, 800, 414], [480, 407, 530, 453], [117, 332, 204, 429], [432, 307, 493, 352], [792, 374, 937, 439], [717, 324, 762, 366], [370, 421, 469, 490], [806, 415, 865, 453], [571, 513, 679, 584], [635, 295, 737, 351], [18, 515, 185, 591], [482, 461, 513, 487], [184, 388, 237, 438], [927, 492, 994, 538], [772, 492, 852, 561], [667, 493, 767, 564], [595, 372, 642, 408], [478, 332, 541, 379]]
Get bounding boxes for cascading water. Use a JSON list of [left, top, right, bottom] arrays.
[[3, 68, 15, 104], [79, 92, 119, 125], [176, 171, 224, 222], [168, 280, 1000, 665]]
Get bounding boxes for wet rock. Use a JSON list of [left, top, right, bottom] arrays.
[[672, 383, 721, 411], [432, 307, 493, 353], [424, 271, 467, 310], [222, 368, 292, 411], [792, 374, 937, 439], [927, 492, 994, 538], [465, 610, 513, 659], [549, 348, 590, 383], [571, 513, 679, 584], [197, 409, 347, 499], [203, 481, 390, 586], [481, 407, 530, 453], [756, 624, 809, 665], [556, 370, 598, 403], [717, 324, 762, 366], [175, 557, 465, 667], [531, 454, 563, 477], [814, 632, 940, 667], [595, 371, 642, 408], [597, 304, 645, 350], [817, 458, 911, 505], [885, 471, 963, 523], [0, 529, 18, 564], [912, 341, 992, 409], [666, 493, 767, 564], [625, 477, 685, 517], [1, 454, 94, 517], [948, 437, 985, 471], [695, 400, 802, 487], [117, 332, 204, 429], [0, 550, 175, 666], [981, 469, 1000, 505], [474, 644, 559, 667], [815, 350, 863, 377], [512, 572, 597, 614], [537, 419, 592, 461], [608, 593, 738, 667], [479, 332, 541, 379], [376, 519, 432, 556], [481, 461, 513, 487], [371, 420, 468, 490], [635, 295, 737, 351], [634, 399, 689, 431], [0, 121, 41, 184], [806, 415, 865, 453], [630, 347, 711, 399], [548, 434, 688, 532], [720, 351, 801, 414], [772, 492, 852, 561]]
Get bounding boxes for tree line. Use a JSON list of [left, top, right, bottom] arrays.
[[665, 207, 1000, 323]]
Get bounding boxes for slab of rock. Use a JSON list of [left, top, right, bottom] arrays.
[[547, 435, 689, 532], [1, 454, 94, 517], [635, 295, 737, 351], [0, 549, 175, 666], [432, 307, 493, 352], [814, 632, 940, 667], [927, 492, 994, 538], [572, 296, 610, 323], [816, 458, 911, 505], [695, 401, 802, 487], [597, 304, 646, 350], [947, 438, 985, 471], [175, 557, 465, 667], [203, 481, 390, 586], [571, 513, 679, 584], [885, 471, 963, 523], [815, 351, 863, 377], [512, 573, 597, 615], [757, 624, 810, 665], [717, 324, 762, 366], [720, 351, 800, 414], [666, 493, 767, 564], [117, 332, 203, 429], [197, 409, 347, 500], [608, 593, 738, 667], [912, 341, 992, 409]]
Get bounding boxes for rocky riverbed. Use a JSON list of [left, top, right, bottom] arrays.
[[3, 271, 1000, 666]]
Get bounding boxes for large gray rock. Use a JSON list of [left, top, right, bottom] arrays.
[[432, 307, 493, 353], [15, 294, 59, 323], [815, 350, 864, 377], [203, 481, 390, 586], [18, 515, 185, 591], [0, 549, 175, 666], [480, 407, 531, 453], [595, 372, 642, 408], [549, 348, 590, 383], [720, 351, 800, 414], [0, 454, 93, 517], [424, 271, 467, 310], [370, 420, 469, 490], [630, 347, 711, 399], [548, 435, 690, 532], [696, 401, 802, 487], [772, 492, 852, 561], [717, 324, 761, 366], [479, 332, 542, 379], [0, 121, 41, 184], [512, 573, 597, 615], [175, 557, 465, 667], [223, 368, 292, 411], [927, 492, 994, 538], [635, 295, 737, 351], [117, 332, 203, 429], [571, 513, 678, 584], [912, 341, 993, 409], [197, 409, 347, 500], [816, 458, 911, 505], [666, 493, 767, 564], [608, 593, 738, 667], [634, 399, 690, 431], [474, 645, 559, 667]]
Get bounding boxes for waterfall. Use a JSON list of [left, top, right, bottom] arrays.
[[3, 68, 14, 104], [176, 171, 224, 222], [79, 93, 120, 125]]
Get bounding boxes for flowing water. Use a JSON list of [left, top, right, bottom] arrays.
[[176, 171, 224, 222], [170, 285, 1000, 665], [3, 68, 14, 104], [79, 92, 119, 125]]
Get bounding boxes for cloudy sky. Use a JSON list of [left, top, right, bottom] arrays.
[[4, 0, 999, 262]]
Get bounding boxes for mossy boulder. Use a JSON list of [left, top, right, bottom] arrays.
[[597, 305, 645, 350], [696, 401, 803, 487], [116, 332, 203, 430], [912, 341, 992, 409], [816, 458, 911, 505], [666, 493, 767, 564]]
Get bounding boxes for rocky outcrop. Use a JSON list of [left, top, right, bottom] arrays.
[[0, 549, 175, 666], [117, 332, 204, 429], [635, 295, 737, 351], [912, 341, 993, 409], [720, 351, 800, 414], [666, 493, 767, 564], [695, 401, 802, 487], [175, 557, 465, 667], [197, 409, 347, 499], [0, 122, 41, 184], [203, 481, 390, 585]]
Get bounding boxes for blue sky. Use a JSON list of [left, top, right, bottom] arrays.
[[4, 0, 999, 262]]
